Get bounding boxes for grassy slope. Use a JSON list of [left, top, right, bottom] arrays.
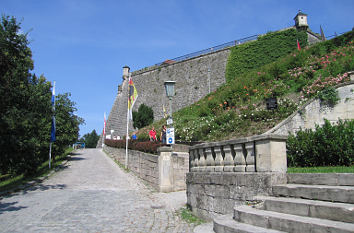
[[135, 30, 353, 142], [0, 147, 73, 193]]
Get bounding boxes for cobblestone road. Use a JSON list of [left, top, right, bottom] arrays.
[[0, 149, 195, 233]]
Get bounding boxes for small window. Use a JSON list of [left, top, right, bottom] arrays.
[[301, 17, 303, 19]]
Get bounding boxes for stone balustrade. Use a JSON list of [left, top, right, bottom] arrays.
[[189, 134, 288, 173]]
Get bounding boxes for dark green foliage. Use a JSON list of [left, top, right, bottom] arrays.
[[104, 139, 163, 154], [53, 93, 84, 156], [287, 119, 354, 167], [318, 87, 340, 106], [225, 29, 308, 82], [0, 16, 83, 176], [132, 104, 154, 129], [80, 130, 99, 148]]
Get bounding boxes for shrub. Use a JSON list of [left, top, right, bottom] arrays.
[[132, 104, 154, 129], [287, 119, 354, 167]]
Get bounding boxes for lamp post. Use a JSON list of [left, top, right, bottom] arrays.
[[164, 81, 176, 144]]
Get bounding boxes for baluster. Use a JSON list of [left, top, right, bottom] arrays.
[[213, 146, 224, 172], [223, 145, 234, 172], [198, 148, 206, 172], [245, 142, 255, 172], [234, 143, 246, 172], [190, 149, 196, 172], [205, 147, 215, 172]]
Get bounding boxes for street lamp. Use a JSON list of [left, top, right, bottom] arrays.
[[164, 81, 176, 145], [164, 81, 176, 117]]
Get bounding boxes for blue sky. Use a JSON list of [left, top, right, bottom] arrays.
[[2, 0, 354, 137]]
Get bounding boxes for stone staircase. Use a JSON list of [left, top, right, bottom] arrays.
[[213, 173, 354, 233]]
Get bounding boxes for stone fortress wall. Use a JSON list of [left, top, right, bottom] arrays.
[[105, 48, 230, 139], [100, 11, 323, 142]]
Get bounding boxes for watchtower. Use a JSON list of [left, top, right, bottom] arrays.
[[294, 10, 308, 30]]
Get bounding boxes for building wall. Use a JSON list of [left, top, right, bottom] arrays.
[[103, 146, 189, 192], [104, 48, 230, 138]]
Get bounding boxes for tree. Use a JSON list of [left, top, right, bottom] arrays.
[[132, 104, 154, 129], [0, 16, 84, 175], [80, 130, 99, 148], [53, 93, 84, 158]]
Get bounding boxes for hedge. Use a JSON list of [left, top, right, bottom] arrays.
[[287, 119, 354, 167], [104, 139, 164, 155]]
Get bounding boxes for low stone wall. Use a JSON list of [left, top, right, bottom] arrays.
[[187, 134, 288, 220], [103, 146, 189, 192], [187, 172, 286, 220]]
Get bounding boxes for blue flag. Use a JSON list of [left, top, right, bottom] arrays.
[[50, 82, 56, 142]]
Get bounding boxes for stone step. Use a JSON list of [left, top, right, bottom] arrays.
[[213, 214, 286, 233], [234, 205, 354, 233], [254, 195, 354, 223], [287, 173, 354, 186], [272, 183, 354, 203]]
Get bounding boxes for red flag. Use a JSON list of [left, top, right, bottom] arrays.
[[297, 39, 301, 51]]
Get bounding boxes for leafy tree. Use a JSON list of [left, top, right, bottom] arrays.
[[0, 16, 84, 176], [80, 130, 99, 148], [132, 104, 154, 129], [53, 93, 84, 158]]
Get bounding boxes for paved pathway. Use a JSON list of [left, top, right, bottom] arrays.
[[0, 149, 195, 232]]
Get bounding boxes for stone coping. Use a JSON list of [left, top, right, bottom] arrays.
[[189, 134, 288, 150]]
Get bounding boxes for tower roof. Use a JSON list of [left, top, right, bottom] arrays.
[[294, 10, 308, 20]]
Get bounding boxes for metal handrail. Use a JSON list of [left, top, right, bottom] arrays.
[[153, 31, 349, 67], [155, 35, 258, 66]]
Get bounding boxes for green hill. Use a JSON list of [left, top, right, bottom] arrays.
[[136, 29, 354, 142]]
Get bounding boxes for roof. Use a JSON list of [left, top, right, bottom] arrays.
[[294, 10, 308, 20]]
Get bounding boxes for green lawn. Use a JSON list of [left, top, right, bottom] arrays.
[[287, 166, 354, 173], [0, 147, 73, 193]]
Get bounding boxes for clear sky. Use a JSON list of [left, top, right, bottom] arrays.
[[2, 0, 354, 137]]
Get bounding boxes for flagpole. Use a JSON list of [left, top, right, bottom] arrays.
[[49, 142, 52, 169], [49, 81, 56, 169], [125, 73, 131, 169]]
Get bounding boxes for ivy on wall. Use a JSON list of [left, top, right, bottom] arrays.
[[225, 28, 308, 82]]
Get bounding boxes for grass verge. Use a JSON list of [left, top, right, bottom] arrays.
[[0, 147, 73, 193], [287, 166, 354, 173], [179, 206, 205, 225]]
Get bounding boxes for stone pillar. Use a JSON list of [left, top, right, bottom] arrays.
[[254, 135, 288, 172], [205, 147, 215, 172], [245, 142, 255, 172], [198, 148, 206, 172], [158, 146, 173, 192], [213, 146, 224, 172], [222, 145, 234, 172], [234, 143, 246, 172]]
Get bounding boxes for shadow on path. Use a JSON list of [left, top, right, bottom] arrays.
[[69, 157, 85, 161], [0, 201, 27, 214]]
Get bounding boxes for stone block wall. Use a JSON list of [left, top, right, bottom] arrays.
[[186, 172, 287, 220], [103, 146, 159, 189], [104, 48, 230, 138], [103, 146, 189, 192]]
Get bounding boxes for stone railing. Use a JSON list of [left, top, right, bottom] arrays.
[[189, 134, 288, 173]]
